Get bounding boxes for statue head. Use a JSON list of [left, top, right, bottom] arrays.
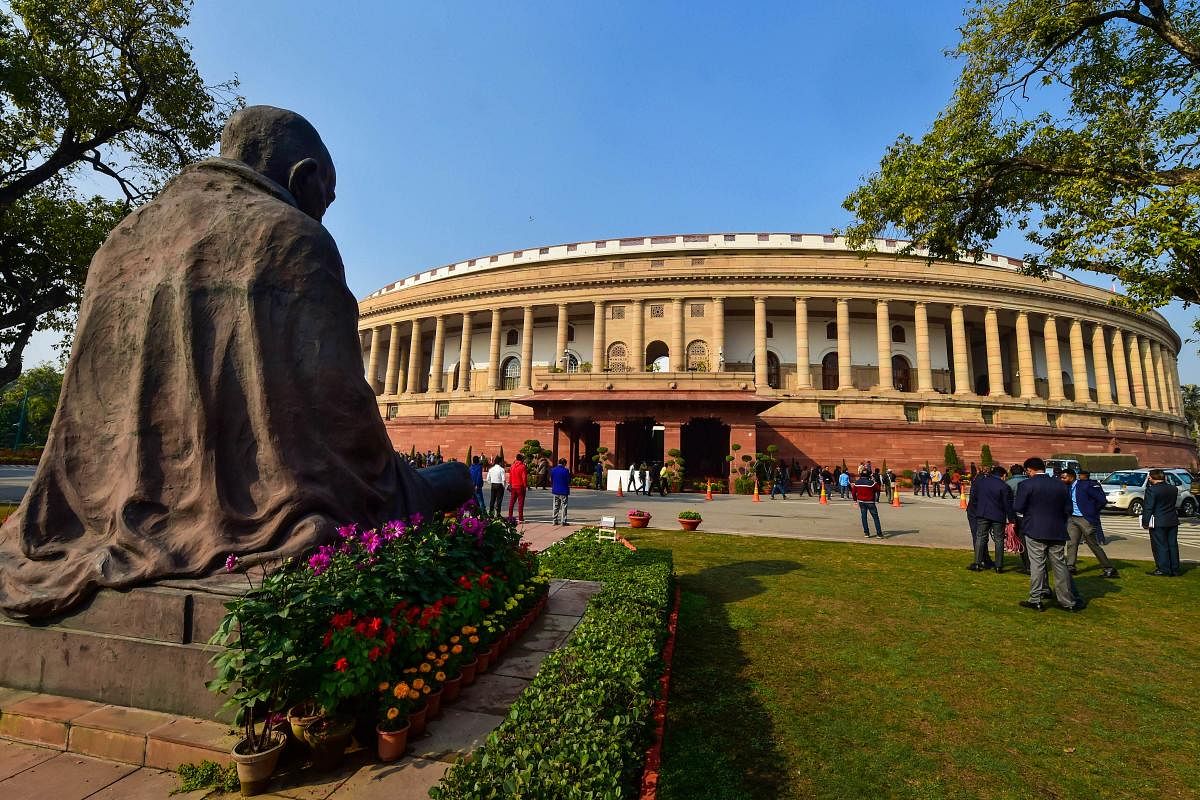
[[220, 105, 336, 222]]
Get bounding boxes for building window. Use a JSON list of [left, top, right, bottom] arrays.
[[611, 305, 625, 320], [501, 356, 520, 390], [435, 401, 450, 418], [1047, 412, 1059, 429], [564, 352, 580, 373], [606, 342, 628, 372], [690, 303, 705, 318], [821, 352, 839, 390], [891, 325, 906, 343], [904, 404, 920, 423], [982, 407, 996, 425], [826, 321, 837, 340], [566, 324, 575, 342], [1100, 415, 1111, 430], [650, 304, 665, 319], [686, 340, 709, 371], [766, 321, 774, 338], [386, 403, 399, 420], [494, 400, 511, 418], [505, 328, 519, 347], [892, 355, 912, 392], [819, 402, 836, 421], [691, 257, 705, 266]]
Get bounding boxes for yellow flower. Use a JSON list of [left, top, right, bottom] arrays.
[[386, 707, 399, 720], [468, 636, 479, 644], [435, 671, 446, 682], [378, 681, 390, 692], [461, 625, 471, 634], [437, 656, 447, 666], [422, 685, 431, 694], [438, 645, 449, 653], [426, 651, 437, 660], [393, 682, 410, 699], [451, 644, 462, 654], [419, 663, 431, 673], [412, 678, 425, 689], [408, 690, 420, 701], [450, 635, 460, 644]]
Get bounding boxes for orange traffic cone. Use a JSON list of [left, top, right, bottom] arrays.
[[959, 487, 968, 510], [617, 478, 624, 498], [705, 482, 713, 501], [891, 487, 901, 508], [819, 485, 828, 505], [752, 480, 761, 502]]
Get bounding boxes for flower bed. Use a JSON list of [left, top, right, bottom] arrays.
[[431, 530, 673, 800], [207, 505, 548, 779]]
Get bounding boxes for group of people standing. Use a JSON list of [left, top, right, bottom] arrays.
[[467, 453, 574, 526], [966, 458, 1184, 613], [771, 463, 900, 502], [625, 462, 672, 496], [912, 465, 974, 498]]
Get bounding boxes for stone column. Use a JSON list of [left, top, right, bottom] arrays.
[[950, 304, 970, 395], [429, 314, 447, 393], [1044, 316, 1065, 401], [406, 318, 423, 395], [630, 299, 645, 372], [520, 305, 535, 390], [383, 322, 402, 396], [1110, 328, 1132, 406], [1127, 334, 1147, 407], [1141, 336, 1160, 410], [794, 298, 810, 388], [1168, 352, 1184, 416], [836, 298, 852, 389], [1151, 341, 1170, 412], [555, 303, 569, 371], [670, 298, 685, 372], [487, 309, 502, 390], [592, 301, 606, 371], [984, 307, 1004, 397], [875, 300, 892, 391], [365, 326, 382, 395], [458, 311, 472, 393], [754, 296, 769, 388], [1090, 324, 1112, 404], [1015, 311, 1036, 399], [712, 297, 725, 372], [1068, 319, 1090, 403], [914, 301, 933, 393]]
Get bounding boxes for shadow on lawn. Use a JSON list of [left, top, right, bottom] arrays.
[[660, 559, 801, 800]]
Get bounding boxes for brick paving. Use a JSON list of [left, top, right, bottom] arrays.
[[0, 579, 600, 799]]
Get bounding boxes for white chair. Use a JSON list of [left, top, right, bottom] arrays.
[[596, 515, 617, 543]]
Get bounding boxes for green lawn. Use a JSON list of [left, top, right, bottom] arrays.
[[628, 530, 1200, 800]]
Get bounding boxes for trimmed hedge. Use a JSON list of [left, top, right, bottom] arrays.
[[431, 531, 673, 799]]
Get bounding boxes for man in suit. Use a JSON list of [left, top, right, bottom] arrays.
[[1141, 469, 1181, 576], [1061, 469, 1119, 578], [967, 465, 1014, 572], [1013, 457, 1080, 611]]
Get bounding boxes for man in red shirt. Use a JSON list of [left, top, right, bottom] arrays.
[[507, 453, 529, 523], [851, 469, 885, 538]]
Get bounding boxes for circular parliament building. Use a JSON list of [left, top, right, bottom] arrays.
[[358, 233, 1197, 482]]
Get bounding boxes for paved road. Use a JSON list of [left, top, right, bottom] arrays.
[[0, 466, 34, 503]]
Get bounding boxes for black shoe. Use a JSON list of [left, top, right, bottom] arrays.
[[1068, 566, 1078, 575], [982, 561, 996, 570], [1063, 604, 1083, 613], [994, 567, 1003, 574], [876, 533, 885, 539], [1149, 569, 1171, 576], [1018, 568, 1031, 575], [1102, 568, 1119, 578], [966, 563, 984, 571], [1019, 600, 1046, 611]]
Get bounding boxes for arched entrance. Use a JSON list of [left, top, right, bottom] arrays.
[[822, 352, 839, 390], [500, 356, 520, 390], [686, 339, 709, 371], [752, 352, 781, 388], [645, 340, 669, 372], [892, 354, 911, 392], [606, 342, 628, 373]]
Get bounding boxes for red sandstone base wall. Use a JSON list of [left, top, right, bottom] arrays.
[[385, 415, 1199, 472]]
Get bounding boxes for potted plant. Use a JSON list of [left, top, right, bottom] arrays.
[[375, 680, 413, 762], [627, 509, 652, 529], [677, 509, 702, 531]]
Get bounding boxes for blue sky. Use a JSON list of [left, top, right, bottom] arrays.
[[26, 0, 1199, 381]]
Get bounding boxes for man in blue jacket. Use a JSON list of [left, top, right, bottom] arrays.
[[550, 458, 572, 526], [966, 465, 1014, 572], [1061, 469, 1118, 578], [1013, 457, 1080, 612], [1141, 469, 1181, 576], [469, 456, 485, 511]]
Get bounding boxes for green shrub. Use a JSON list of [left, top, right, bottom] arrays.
[[677, 510, 702, 520], [174, 761, 238, 794], [431, 533, 672, 800], [733, 476, 756, 494], [980, 444, 993, 468], [943, 443, 961, 470]]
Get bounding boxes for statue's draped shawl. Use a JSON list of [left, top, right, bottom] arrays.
[[0, 159, 432, 619]]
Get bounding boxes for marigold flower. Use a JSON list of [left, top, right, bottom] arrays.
[[438, 645, 449, 653], [404, 667, 418, 674], [386, 707, 399, 720], [412, 678, 425, 689], [435, 671, 446, 682], [408, 690, 420, 701], [426, 651, 437, 660], [422, 685, 431, 694], [378, 681, 390, 692], [394, 682, 409, 698], [468, 636, 479, 644], [419, 663, 431, 673], [450, 635, 460, 644], [451, 644, 462, 654]]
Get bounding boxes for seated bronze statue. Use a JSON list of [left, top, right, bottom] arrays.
[[0, 106, 471, 620]]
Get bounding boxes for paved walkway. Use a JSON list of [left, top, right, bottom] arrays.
[[0, 580, 601, 799]]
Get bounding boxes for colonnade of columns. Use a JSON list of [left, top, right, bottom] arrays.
[[359, 296, 1184, 417]]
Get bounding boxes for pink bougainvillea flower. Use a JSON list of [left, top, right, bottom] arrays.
[[307, 545, 334, 575], [224, 554, 239, 573], [361, 529, 381, 554]]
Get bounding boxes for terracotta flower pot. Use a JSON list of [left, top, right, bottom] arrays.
[[427, 688, 444, 719], [477, 647, 493, 673], [628, 514, 650, 528], [286, 702, 322, 754], [376, 722, 410, 762], [461, 657, 479, 686], [302, 716, 354, 772], [407, 703, 428, 738], [443, 674, 463, 703], [678, 517, 701, 531], [231, 733, 286, 797]]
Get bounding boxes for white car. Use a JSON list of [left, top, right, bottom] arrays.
[[1101, 469, 1196, 517]]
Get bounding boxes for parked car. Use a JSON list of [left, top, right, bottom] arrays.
[[1100, 468, 1196, 517], [1045, 458, 1081, 476]]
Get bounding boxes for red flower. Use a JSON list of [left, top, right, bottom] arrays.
[[479, 598, 490, 609], [322, 630, 333, 648], [457, 575, 473, 590], [331, 610, 354, 630], [368, 646, 382, 662], [367, 617, 383, 637], [445, 596, 458, 607], [384, 627, 397, 647], [479, 573, 493, 588], [334, 657, 349, 672], [354, 620, 368, 636]]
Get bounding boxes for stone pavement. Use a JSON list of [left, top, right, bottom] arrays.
[[0, 579, 601, 799]]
